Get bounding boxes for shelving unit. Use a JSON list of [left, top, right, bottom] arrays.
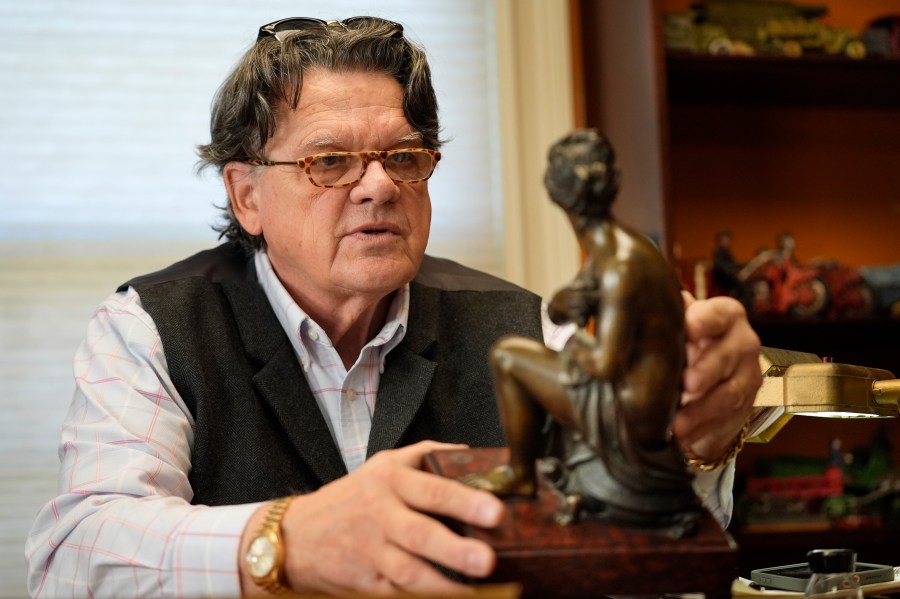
[[661, 6, 900, 576], [573, 0, 900, 579]]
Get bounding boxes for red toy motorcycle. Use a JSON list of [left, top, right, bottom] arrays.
[[738, 236, 828, 318]]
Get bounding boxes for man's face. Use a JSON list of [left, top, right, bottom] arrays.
[[231, 69, 432, 308]]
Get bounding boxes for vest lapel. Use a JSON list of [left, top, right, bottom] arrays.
[[253, 344, 348, 484], [225, 280, 347, 486], [366, 282, 440, 457], [366, 346, 436, 457]]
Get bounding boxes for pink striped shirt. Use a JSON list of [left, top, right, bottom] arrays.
[[25, 251, 732, 597], [25, 251, 408, 598]]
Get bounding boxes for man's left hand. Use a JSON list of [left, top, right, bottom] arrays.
[[675, 293, 762, 464]]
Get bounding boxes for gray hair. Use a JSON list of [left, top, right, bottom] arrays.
[[197, 18, 443, 252]]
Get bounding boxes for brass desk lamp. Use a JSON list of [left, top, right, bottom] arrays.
[[749, 347, 900, 442]]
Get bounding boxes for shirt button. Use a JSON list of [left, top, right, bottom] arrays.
[[346, 389, 357, 401], [308, 329, 319, 341], [300, 354, 310, 368]]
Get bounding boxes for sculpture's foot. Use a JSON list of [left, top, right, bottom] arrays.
[[554, 493, 582, 526], [459, 465, 536, 497]]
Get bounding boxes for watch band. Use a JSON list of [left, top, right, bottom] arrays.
[[249, 495, 295, 594], [684, 418, 750, 472]]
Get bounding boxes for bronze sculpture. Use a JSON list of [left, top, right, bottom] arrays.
[[463, 130, 701, 537]]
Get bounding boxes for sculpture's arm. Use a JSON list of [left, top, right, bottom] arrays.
[[568, 264, 634, 379], [547, 272, 599, 328]]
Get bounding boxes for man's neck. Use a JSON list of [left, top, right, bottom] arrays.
[[296, 288, 395, 370]]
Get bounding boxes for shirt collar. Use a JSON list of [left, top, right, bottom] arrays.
[[253, 251, 408, 371]]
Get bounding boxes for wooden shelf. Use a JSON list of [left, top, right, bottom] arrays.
[[666, 53, 900, 107]]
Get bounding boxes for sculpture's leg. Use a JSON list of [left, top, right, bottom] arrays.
[[462, 337, 577, 497]]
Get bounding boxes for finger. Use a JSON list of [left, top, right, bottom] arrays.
[[375, 540, 481, 595], [675, 375, 755, 452], [389, 466, 504, 529], [683, 347, 737, 398], [385, 440, 471, 468], [683, 296, 745, 342], [683, 317, 760, 396], [385, 506, 496, 579], [686, 340, 761, 401]]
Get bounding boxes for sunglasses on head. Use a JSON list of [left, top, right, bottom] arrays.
[[256, 16, 404, 42]]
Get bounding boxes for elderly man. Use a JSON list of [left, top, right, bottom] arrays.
[[26, 16, 761, 597]]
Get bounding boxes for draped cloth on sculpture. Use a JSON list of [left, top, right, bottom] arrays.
[[551, 338, 701, 536]]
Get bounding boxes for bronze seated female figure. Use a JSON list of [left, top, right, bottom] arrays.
[[463, 130, 701, 538]]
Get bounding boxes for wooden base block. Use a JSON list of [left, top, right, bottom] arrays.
[[425, 448, 738, 598]]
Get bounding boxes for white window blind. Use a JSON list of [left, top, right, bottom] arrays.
[[0, 2, 503, 595]]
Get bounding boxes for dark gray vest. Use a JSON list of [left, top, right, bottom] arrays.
[[122, 243, 543, 506]]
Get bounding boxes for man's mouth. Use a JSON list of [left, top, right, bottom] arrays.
[[350, 222, 401, 237]]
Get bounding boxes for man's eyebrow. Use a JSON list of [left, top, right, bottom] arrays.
[[297, 131, 423, 154], [301, 136, 341, 153], [396, 131, 422, 144]]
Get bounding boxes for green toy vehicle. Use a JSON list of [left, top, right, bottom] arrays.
[[664, 0, 866, 58]]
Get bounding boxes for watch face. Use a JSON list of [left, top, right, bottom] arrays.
[[247, 536, 277, 578]]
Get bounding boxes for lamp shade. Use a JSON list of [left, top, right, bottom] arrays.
[[748, 347, 899, 442], [780, 362, 896, 418]]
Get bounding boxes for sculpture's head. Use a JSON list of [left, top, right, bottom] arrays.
[[544, 129, 621, 219]]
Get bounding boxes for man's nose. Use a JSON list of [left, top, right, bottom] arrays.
[[349, 158, 397, 204]]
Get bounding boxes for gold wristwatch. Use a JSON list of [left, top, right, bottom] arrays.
[[245, 496, 295, 594]]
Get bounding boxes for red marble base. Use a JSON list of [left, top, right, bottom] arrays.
[[425, 448, 737, 598]]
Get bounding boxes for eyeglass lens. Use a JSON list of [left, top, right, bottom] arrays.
[[309, 151, 434, 186]]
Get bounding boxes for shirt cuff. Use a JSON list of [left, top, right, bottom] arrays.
[[693, 460, 736, 529], [168, 501, 263, 598]]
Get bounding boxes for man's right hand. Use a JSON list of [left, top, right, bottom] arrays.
[[240, 441, 505, 596]]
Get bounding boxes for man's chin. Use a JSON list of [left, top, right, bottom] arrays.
[[339, 255, 419, 291]]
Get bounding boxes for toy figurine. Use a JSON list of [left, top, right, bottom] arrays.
[[738, 232, 828, 318], [711, 230, 742, 298]]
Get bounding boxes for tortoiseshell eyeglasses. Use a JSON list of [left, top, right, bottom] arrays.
[[250, 149, 441, 188]]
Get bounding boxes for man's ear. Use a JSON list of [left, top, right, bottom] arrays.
[[223, 161, 263, 236]]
